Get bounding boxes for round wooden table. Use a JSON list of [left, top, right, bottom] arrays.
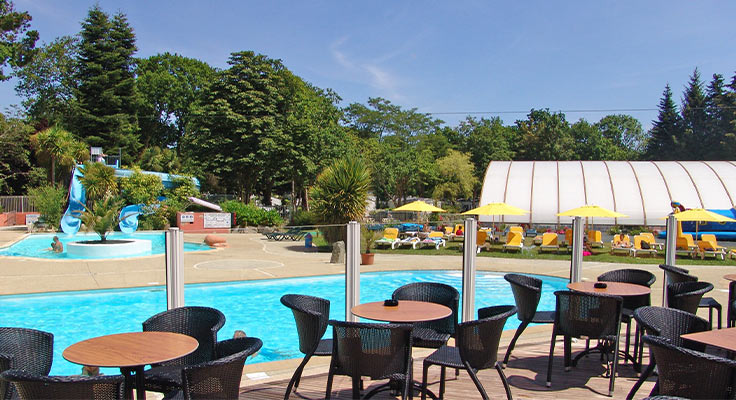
[[723, 274, 736, 282], [682, 327, 736, 353], [63, 332, 198, 400], [351, 300, 452, 323], [567, 281, 651, 297]]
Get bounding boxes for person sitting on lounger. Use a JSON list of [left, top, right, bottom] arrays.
[[455, 227, 463, 236], [613, 233, 631, 248]]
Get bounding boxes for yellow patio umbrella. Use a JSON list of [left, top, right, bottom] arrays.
[[462, 202, 529, 234], [557, 205, 627, 218], [669, 208, 736, 239], [392, 200, 446, 227]]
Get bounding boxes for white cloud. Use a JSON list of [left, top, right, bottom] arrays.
[[329, 37, 405, 101]]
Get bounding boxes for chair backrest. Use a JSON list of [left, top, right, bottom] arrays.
[[444, 227, 453, 235], [328, 321, 412, 380], [564, 229, 572, 243], [504, 273, 543, 322], [659, 264, 697, 284], [142, 306, 226, 366], [428, 231, 443, 239], [640, 232, 657, 243], [676, 234, 694, 249], [698, 234, 718, 251], [476, 231, 488, 246], [541, 232, 557, 246], [633, 306, 709, 350], [458, 305, 516, 370], [505, 231, 521, 246], [643, 335, 736, 399], [700, 234, 719, 245], [667, 281, 714, 315], [0, 370, 124, 400], [632, 235, 645, 250], [392, 282, 459, 336], [280, 294, 330, 355], [598, 268, 655, 311], [181, 337, 263, 400], [588, 230, 602, 242], [0, 327, 54, 400], [383, 228, 399, 240], [553, 291, 622, 339], [509, 226, 523, 235]]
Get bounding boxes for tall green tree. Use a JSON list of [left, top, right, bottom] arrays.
[[718, 73, 736, 158], [513, 109, 574, 160], [0, 114, 41, 194], [595, 114, 646, 160], [186, 51, 287, 203], [680, 68, 709, 159], [454, 116, 514, 182], [74, 6, 139, 162], [645, 85, 682, 160], [0, 0, 38, 81], [432, 150, 477, 207], [14, 36, 78, 125], [136, 53, 216, 151]]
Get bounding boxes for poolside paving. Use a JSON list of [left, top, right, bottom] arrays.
[[0, 230, 731, 398]]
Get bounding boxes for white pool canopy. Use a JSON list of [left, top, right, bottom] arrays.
[[478, 161, 736, 226]]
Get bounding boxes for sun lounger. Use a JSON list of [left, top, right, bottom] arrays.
[[264, 228, 305, 241], [676, 234, 698, 258], [419, 231, 446, 250], [610, 234, 632, 255], [374, 227, 400, 248], [629, 235, 657, 258], [587, 230, 604, 248], [539, 232, 559, 253], [392, 236, 420, 249], [502, 231, 523, 252], [476, 231, 490, 253], [640, 232, 664, 250], [698, 234, 727, 260]]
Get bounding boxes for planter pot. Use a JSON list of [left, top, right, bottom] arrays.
[[361, 253, 374, 265]]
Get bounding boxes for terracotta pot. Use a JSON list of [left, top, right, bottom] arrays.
[[361, 253, 374, 265]]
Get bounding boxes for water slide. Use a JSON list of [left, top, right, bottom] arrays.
[[61, 164, 201, 236]]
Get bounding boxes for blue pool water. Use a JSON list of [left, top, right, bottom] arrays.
[[0, 232, 212, 259], [0, 270, 567, 375]]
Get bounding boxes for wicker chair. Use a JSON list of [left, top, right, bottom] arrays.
[[502, 274, 555, 366], [392, 282, 459, 349], [0, 370, 125, 400], [659, 264, 722, 328], [0, 327, 54, 400], [280, 294, 332, 399], [420, 305, 517, 400], [326, 321, 413, 400], [642, 335, 736, 399], [597, 269, 656, 369], [162, 337, 263, 400], [140, 306, 226, 394], [667, 281, 714, 315], [728, 280, 736, 328], [626, 306, 710, 400], [546, 291, 623, 397]]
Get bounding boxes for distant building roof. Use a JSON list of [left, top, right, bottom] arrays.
[[479, 161, 736, 226]]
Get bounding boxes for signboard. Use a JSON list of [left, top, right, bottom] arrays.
[[203, 213, 231, 229], [25, 213, 40, 225], [180, 213, 195, 223]]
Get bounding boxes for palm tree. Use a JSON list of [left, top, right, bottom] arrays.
[[30, 125, 88, 184], [75, 162, 121, 241], [310, 157, 371, 243]]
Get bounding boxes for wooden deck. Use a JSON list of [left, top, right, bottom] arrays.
[[238, 335, 656, 399]]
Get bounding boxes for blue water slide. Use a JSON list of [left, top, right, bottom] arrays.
[[118, 204, 141, 234], [60, 167, 86, 236]]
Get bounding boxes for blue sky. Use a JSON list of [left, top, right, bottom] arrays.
[[4, 1, 736, 129]]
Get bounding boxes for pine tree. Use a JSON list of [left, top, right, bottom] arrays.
[[680, 68, 709, 159], [645, 85, 682, 160], [74, 6, 139, 163], [705, 74, 728, 159], [718, 72, 736, 158]]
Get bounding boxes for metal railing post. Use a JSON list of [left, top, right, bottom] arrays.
[[462, 218, 477, 322], [346, 221, 360, 322], [165, 227, 184, 309]]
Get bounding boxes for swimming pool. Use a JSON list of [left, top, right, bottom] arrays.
[[0, 232, 212, 259], [0, 270, 567, 375]]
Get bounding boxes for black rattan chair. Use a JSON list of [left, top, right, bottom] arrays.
[[0, 370, 125, 400], [280, 294, 332, 399], [141, 306, 226, 394], [626, 306, 710, 400], [667, 281, 714, 315], [163, 337, 263, 400], [421, 305, 516, 400], [326, 321, 413, 400], [392, 282, 459, 349], [728, 280, 736, 328], [660, 264, 722, 328], [502, 274, 555, 367], [597, 268, 656, 369], [546, 291, 623, 397], [642, 335, 736, 399], [0, 327, 54, 400]]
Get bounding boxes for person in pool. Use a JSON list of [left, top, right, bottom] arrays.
[[47, 236, 63, 253]]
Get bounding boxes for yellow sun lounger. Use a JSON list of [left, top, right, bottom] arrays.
[[588, 230, 604, 248], [698, 234, 727, 260], [374, 228, 400, 248], [539, 232, 559, 252], [502, 231, 522, 252], [629, 235, 657, 258]]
